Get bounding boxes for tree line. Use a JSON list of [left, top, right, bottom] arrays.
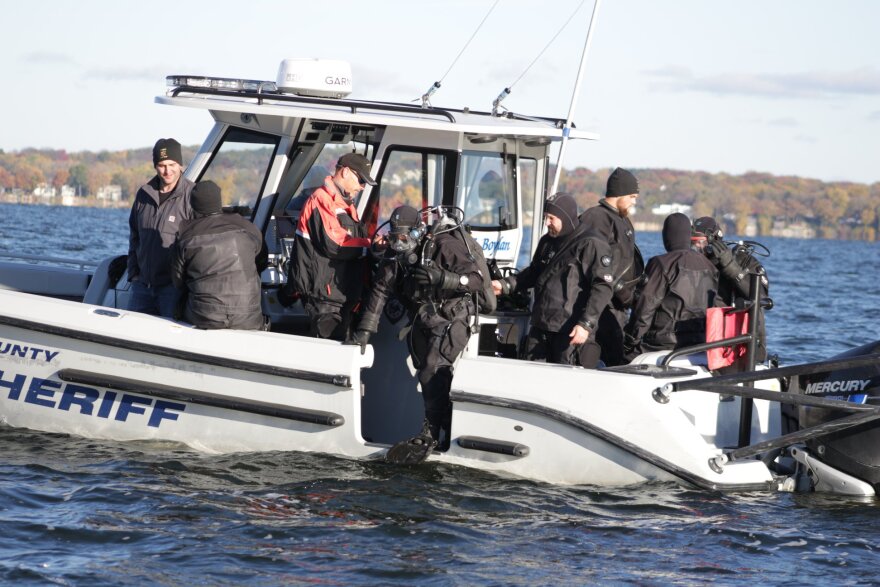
[[1, 147, 878, 240], [558, 167, 880, 241]]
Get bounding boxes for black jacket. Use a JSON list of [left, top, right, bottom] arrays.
[[579, 201, 644, 309], [128, 176, 195, 287], [505, 224, 614, 334], [171, 212, 268, 330], [358, 229, 484, 333], [626, 225, 719, 352]]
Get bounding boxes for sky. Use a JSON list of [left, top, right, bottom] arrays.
[[2, 0, 878, 184]]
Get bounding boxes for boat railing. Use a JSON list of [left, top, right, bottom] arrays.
[[169, 85, 459, 123], [0, 251, 99, 271]]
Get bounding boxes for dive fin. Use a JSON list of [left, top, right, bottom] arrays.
[[385, 433, 437, 465]]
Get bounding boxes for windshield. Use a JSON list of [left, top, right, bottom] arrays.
[[458, 151, 516, 230]]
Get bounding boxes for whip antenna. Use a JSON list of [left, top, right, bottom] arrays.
[[492, 0, 588, 116], [418, 0, 501, 108], [550, 0, 602, 195]]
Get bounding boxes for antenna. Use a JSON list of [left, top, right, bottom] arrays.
[[491, 0, 588, 116], [417, 0, 501, 107], [550, 0, 602, 196]]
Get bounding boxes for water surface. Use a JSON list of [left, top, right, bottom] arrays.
[[1, 202, 879, 585]]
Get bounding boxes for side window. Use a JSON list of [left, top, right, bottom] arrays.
[[517, 158, 537, 267], [362, 149, 447, 238], [459, 152, 516, 229], [198, 128, 279, 217]]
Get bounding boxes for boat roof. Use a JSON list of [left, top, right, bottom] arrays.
[[156, 84, 600, 142]]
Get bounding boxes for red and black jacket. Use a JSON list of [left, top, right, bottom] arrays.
[[292, 177, 370, 306]]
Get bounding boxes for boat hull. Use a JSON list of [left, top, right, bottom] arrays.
[[0, 289, 785, 490], [0, 291, 378, 458]]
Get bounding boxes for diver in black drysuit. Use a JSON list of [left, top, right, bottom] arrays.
[[624, 213, 719, 358], [347, 205, 484, 459], [692, 216, 770, 362]]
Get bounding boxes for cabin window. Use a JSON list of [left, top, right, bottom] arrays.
[[197, 128, 280, 219], [361, 148, 452, 238], [458, 151, 517, 230], [517, 157, 538, 267]]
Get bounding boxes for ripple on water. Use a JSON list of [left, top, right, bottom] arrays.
[[2, 211, 880, 585]]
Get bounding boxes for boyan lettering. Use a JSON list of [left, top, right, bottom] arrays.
[[0, 369, 185, 428], [804, 379, 872, 395], [325, 76, 350, 86], [481, 239, 511, 253], [0, 341, 59, 362]]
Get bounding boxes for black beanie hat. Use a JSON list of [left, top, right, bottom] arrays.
[[605, 167, 639, 198], [544, 193, 578, 235], [191, 181, 223, 215], [389, 205, 420, 234], [153, 138, 183, 166], [662, 213, 692, 252]]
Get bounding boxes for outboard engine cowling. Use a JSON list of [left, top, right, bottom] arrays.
[[793, 340, 880, 488]]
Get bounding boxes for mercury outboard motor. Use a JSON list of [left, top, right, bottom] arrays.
[[793, 340, 880, 488]]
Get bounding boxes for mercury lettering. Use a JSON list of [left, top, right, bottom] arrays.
[[0, 369, 185, 427], [804, 379, 872, 395]]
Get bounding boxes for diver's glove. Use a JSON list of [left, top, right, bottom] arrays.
[[412, 265, 460, 291], [623, 332, 640, 362], [708, 239, 734, 269], [709, 240, 748, 286], [345, 329, 371, 354]]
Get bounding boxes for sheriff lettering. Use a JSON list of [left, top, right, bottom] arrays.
[[803, 379, 872, 395], [0, 369, 185, 428]]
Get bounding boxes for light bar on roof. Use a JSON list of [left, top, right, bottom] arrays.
[[166, 75, 277, 93]]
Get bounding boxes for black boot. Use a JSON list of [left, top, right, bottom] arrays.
[[385, 420, 437, 465], [437, 413, 452, 452]]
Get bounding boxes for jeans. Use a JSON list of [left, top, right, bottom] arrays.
[[128, 281, 181, 318]]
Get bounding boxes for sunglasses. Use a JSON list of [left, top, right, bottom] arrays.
[[347, 167, 366, 186]]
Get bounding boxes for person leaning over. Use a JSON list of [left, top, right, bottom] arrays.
[[579, 167, 644, 366], [127, 138, 195, 317], [624, 213, 719, 359], [171, 181, 268, 330], [348, 205, 484, 457], [691, 216, 770, 362], [291, 153, 375, 341], [492, 193, 614, 368]]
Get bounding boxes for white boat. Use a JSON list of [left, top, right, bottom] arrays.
[[1, 59, 878, 496]]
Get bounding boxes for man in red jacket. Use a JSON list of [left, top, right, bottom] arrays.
[[291, 153, 376, 340]]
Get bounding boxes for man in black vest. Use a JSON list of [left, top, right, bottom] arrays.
[[579, 167, 644, 366]]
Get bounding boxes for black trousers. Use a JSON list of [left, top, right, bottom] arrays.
[[408, 308, 471, 442], [303, 298, 356, 341], [597, 306, 627, 367], [522, 327, 602, 369]]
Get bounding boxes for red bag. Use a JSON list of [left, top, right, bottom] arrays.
[[705, 306, 749, 370]]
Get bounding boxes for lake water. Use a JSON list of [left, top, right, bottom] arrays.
[[1, 202, 879, 585]]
